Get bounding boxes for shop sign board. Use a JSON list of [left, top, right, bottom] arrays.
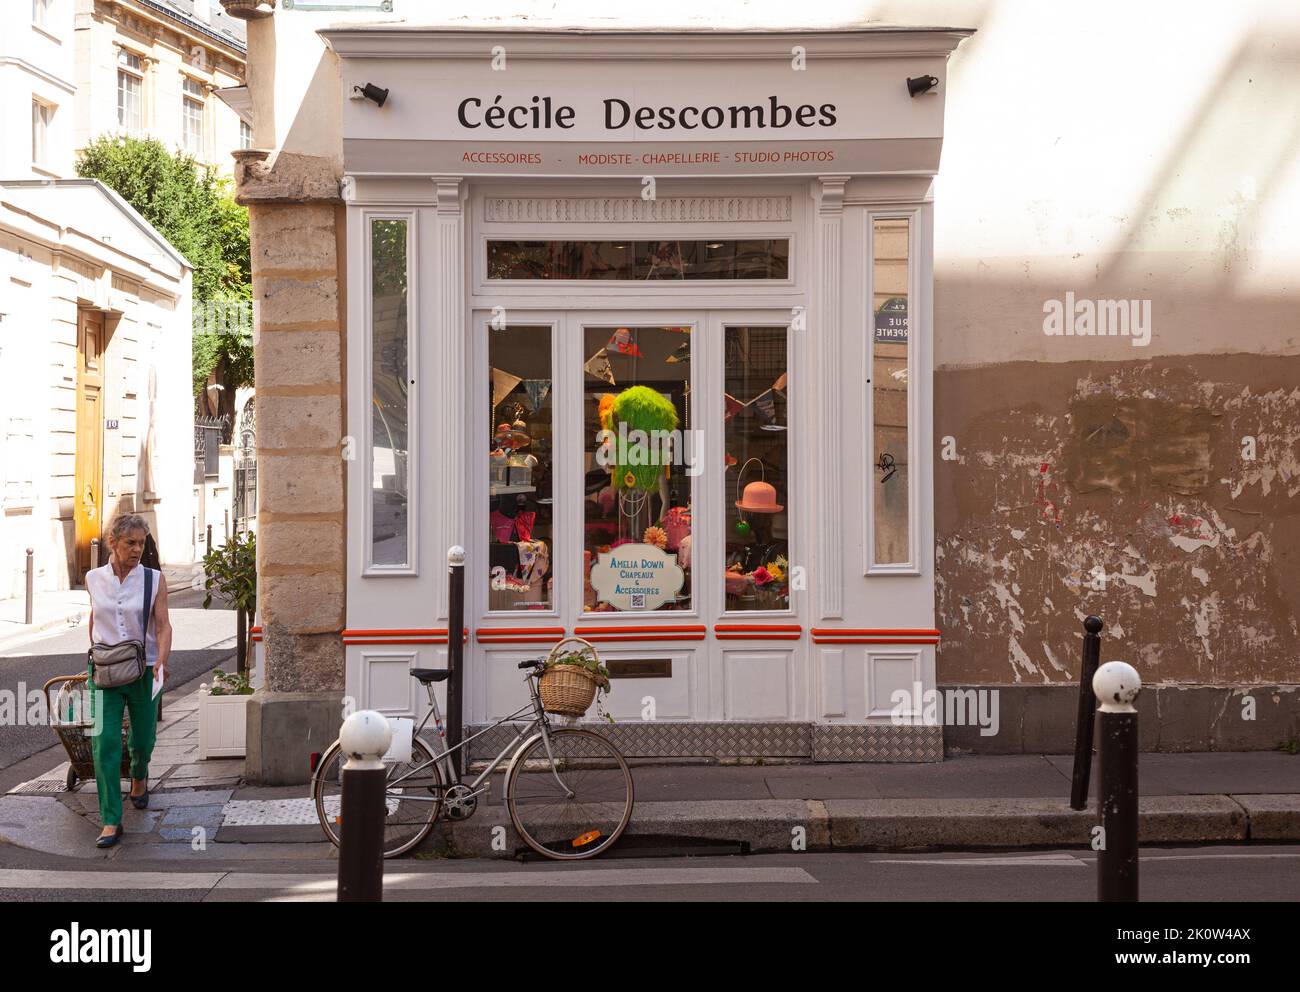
[[590, 543, 686, 611]]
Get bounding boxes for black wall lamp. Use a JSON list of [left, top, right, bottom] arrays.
[[352, 83, 389, 107], [907, 75, 939, 97]]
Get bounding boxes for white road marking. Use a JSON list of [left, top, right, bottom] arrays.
[[873, 853, 1086, 867], [0, 865, 816, 898], [0, 870, 225, 890]]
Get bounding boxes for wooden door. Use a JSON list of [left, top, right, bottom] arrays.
[[74, 309, 105, 581]]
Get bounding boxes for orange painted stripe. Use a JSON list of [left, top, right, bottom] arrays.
[[476, 636, 566, 644], [575, 624, 707, 634], [810, 628, 940, 636], [345, 638, 449, 646], [580, 633, 707, 642], [477, 626, 566, 635], [715, 624, 803, 632], [716, 633, 802, 640], [342, 628, 460, 637]]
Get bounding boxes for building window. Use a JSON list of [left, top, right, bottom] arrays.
[[240, 119, 252, 150], [32, 0, 52, 28], [182, 77, 205, 155], [369, 218, 411, 569], [32, 100, 54, 166], [487, 240, 790, 280], [870, 217, 912, 567], [117, 51, 143, 131], [724, 326, 790, 611], [487, 325, 553, 611], [583, 325, 693, 613]]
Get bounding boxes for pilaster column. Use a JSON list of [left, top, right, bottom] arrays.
[[235, 148, 348, 783], [815, 175, 848, 620]]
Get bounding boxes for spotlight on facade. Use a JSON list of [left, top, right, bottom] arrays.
[[352, 83, 390, 108], [906, 75, 938, 97]]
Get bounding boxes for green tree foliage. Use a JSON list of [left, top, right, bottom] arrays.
[[76, 136, 253, 426]]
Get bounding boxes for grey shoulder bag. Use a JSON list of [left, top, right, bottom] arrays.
[[89, 567, 153, 689]]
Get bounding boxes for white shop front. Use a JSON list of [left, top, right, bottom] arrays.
[[326, 27, 968, 761]]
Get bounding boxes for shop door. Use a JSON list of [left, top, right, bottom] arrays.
[[74, 309, 106, 580]]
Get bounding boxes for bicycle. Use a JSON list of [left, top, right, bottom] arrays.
[[311, 658, 634, 860]]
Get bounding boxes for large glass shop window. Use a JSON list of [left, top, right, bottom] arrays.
[[370, 218, 409, 567], [872, 218, 911, 565], [725, 327, 790, 610], [488, 326, 554, 610], [583, 326, 692, 613]]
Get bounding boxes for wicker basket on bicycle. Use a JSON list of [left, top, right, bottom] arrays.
[[44, 673, 132, 792], [538, 637, 609, 717]]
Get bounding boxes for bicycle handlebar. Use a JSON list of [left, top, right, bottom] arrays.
[[517, 659, 545, 671]]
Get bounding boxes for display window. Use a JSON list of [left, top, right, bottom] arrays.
[[583, 324, 693, 613], [871, 217, 911, 567], [369, 217, 411, 569], [488, 239, 789, 280], [487, 325, 554, 610], [724, 326, 790, 611]]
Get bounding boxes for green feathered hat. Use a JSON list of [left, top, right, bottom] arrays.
[[611, 385, 678, 492]]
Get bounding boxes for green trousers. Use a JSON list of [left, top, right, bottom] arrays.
[[89, 672, 157, 827]]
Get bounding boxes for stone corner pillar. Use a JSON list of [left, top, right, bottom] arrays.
[[238, 149, 348, 785]]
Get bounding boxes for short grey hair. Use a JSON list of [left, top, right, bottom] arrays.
[[108, 513, 150, 544]]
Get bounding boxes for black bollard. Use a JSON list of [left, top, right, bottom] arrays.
[[446, 546, 465, 778], [336, 711, 391, 903], [1070, 615, 1104, 809], [1094, 661, 1141, 903]]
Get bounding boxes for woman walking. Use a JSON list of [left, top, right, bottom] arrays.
[[87, 513, 172, 848]]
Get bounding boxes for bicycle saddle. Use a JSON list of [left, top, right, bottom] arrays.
[[410, 668, 451, 683]]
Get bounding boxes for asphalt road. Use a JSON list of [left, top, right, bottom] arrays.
[[0, 845, 1295, 902]]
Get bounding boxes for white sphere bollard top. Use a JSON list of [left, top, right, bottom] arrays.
[[1093, 661, 1141, 713], [448, 545, 466, 566], [340, 710, 392, 770]]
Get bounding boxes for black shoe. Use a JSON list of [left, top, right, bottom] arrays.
[[130, 784, 149, 810], [96, 826, 122, 849]]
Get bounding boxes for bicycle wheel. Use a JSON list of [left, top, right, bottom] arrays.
[[312, 735, 444, 858], [505, 728, 634, 860]]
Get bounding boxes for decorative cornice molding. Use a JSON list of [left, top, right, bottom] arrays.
[[484, 195, 792, 224], [431, 176, 463, 216], [817, 176, 850, 215]]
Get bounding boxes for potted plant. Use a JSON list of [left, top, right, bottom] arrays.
[[203, 530, 256, 674], [198, 670, 254, 759], [538, 638, 613, 722]]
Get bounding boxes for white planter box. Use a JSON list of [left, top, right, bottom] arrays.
[[198, 691, 250, 759]]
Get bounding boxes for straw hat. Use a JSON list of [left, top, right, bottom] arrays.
[[736, 480, 783, 514]]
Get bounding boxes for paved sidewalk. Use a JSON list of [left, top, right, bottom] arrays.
[[1, 686, 1297, 861]]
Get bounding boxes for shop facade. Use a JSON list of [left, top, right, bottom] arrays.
[[315, 27, 967, 761]]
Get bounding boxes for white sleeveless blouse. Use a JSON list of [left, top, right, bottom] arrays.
[[87, 563, 160, 666]]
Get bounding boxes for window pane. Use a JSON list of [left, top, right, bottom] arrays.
[[488, 326, 553, 610], [240, 119, 252, 149], [583, 326, 692, 613], [487, 240, 789, 280], [117, 70, 140, 130], [725, 327, 789, 610], [370, 219, 409, 567], [183, 97, 203, 152], [872, 217, 910, 565]]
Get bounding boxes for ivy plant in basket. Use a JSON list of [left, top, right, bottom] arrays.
[[540, 640, 615, 723]]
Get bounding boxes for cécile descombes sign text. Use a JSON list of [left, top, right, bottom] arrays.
[[457, 94, 838, 132]]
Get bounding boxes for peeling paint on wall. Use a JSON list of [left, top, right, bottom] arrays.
[[935, 357, 1300, 686]]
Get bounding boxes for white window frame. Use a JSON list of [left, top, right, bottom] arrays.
[[239, 119, 253, 150], [864, 208, 922, 576], [363, 210, 419, 576], [32, 99, 53, 166], [182, 75, 206, 155], [116, 48, 145, 132]]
